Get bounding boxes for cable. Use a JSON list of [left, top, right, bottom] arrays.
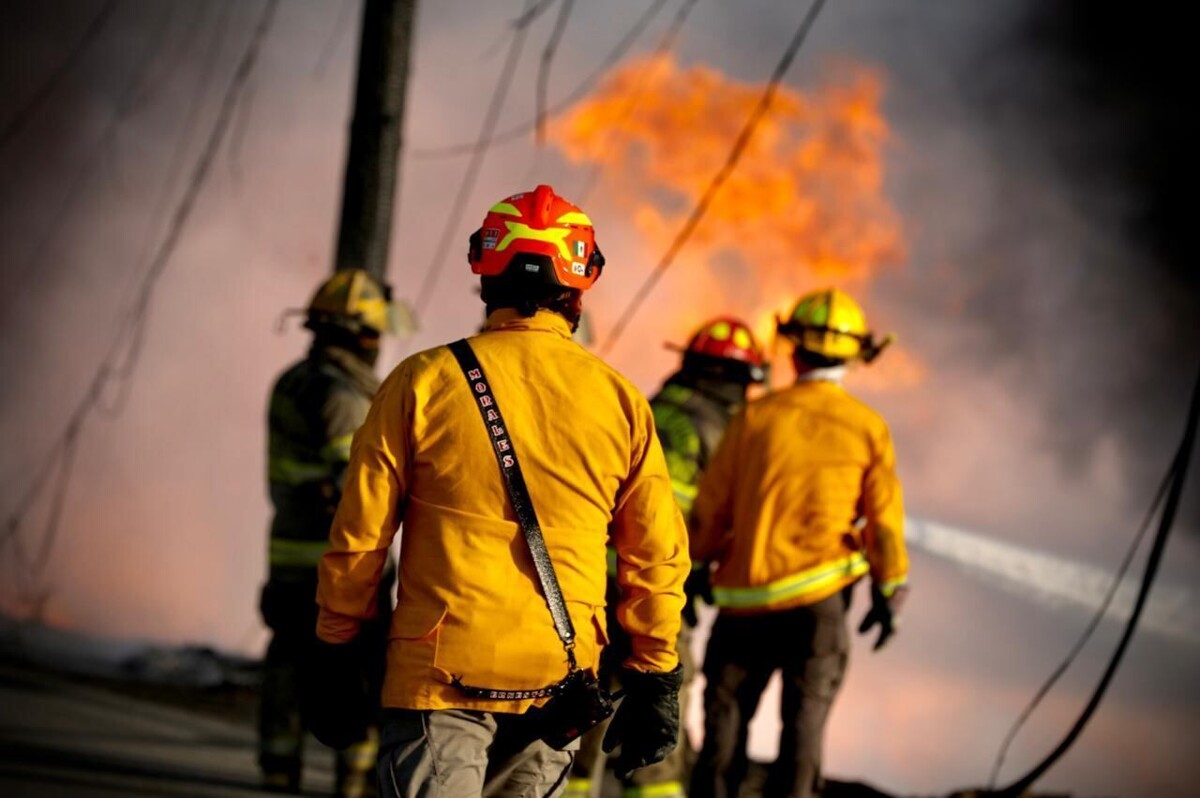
[[311, 0, 356, 78], [410, 0, 538, 314], [574, 0, 699, 206], [410, 0, 670, 159], [987, 461, 1172, 787], [990, 363, 1200, 798], [0, 0, 119, 156], [4, 2, 180, 316], [535, 0, 575, 146], [0, 0, 279, 596], [597, 0, 827, 357], [99, 0, 236, 417], [513, 0, 559, 31]]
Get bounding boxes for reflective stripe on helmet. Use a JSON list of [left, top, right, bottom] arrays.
[[555, 210, 592, 226], [489, 201, 522, 217], [712, 552, 868, 609], [495, 221, 572, 259], [269, 538, 330, 568]]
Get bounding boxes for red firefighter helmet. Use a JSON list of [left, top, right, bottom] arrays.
[[468, 184, 605, 290], [671, 317, 768, 384]]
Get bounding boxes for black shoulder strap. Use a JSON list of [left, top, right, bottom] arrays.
[[447, 338, 578, 668]]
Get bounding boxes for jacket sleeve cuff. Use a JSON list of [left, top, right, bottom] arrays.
[[316, 608, 362, 643]]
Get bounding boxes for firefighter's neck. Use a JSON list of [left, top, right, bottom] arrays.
[[793, 360, 847, 385]]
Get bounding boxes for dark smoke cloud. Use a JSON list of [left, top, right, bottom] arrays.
[[956, 0, 1198, 515]]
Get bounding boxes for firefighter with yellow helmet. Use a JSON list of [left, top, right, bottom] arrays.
[[566, 318, 767, 798], [689, 288, 909, 798], [311, 186, 689, 797], [259, 268, 396, 795]]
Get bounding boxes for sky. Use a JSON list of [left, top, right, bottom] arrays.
[[0, 1, 1197, 796]]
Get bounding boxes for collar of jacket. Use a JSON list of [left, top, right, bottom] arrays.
[[795, 365, 847, 385], [482, 308, 574, 339], [315, 345, 381, 397]]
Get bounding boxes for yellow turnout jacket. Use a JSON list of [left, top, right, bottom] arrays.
[[690, 379, 907, 614], [317, 309, 689, 712]]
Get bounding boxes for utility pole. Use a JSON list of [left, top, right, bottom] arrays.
[[333, 0, 418, 282]]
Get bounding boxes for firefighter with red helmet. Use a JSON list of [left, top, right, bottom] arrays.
[[312, 186, 689, 797], [567, 318, 768, 798]]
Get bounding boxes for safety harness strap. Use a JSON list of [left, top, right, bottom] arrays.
[[447, 338, 578, 667]]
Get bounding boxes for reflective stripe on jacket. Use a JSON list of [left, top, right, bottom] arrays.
[[266, 346, 377, 573], [603, 376, 738, 577], [690, 380, 907, 614], [317, 309, 689, 713]]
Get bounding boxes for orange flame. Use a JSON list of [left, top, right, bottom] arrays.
[[551, 55, 922, 391]]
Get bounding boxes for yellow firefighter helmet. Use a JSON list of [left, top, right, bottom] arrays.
[[777, 288, 893, 363], [306, 269, 396, 335]]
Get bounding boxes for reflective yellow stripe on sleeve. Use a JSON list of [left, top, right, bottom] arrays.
[[269, 538, 331, 568], [320, 433, 355, 464], [622, 782, 686, 798], [878, 576, 909, 598], [268, 456, 330, 484], [670, 478, 697, 515], [712, 552, 869, 609], [563, 779, 592, 798], [606, 546, 618, 578]]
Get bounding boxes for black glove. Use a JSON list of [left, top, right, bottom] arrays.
[[602, 665, 684, 779], [682, 566, 715, 628], [857, 583, 909, 651], [303, 639, 374, 750]]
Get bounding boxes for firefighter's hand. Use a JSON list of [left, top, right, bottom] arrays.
[[857, 584, 909, 651], [602, 665, 684, 779], [304, 640, 373, 750], [682, 566, 715, 627]]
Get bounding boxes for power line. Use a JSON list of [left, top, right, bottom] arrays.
[[512, 0, 559, 31], [410, 0, 671, 160], [0, 0, 279, 598], [0, 0, 119, 156], [311, 0, 356, 79], [574, 0, 699, 206], [411, 0, 538, 314], [535, 0, 575, 146], [100, 0, 236, 417], [990, 363, 1200, 798], [4, 2, 181, 316], [987, 462, 1172, 787], [597, 0, 827, 357]]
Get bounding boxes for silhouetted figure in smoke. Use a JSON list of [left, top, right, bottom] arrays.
[[259, 269, 397, 796]]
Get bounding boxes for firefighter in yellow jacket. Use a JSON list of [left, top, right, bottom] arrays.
[[260, 269, 396, 795], [688, 289, 910, 798], [313, 185, 690, 797]]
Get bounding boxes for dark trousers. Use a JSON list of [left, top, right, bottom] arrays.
[[689, 593, 849, 798], [258, 569, 394, 793]]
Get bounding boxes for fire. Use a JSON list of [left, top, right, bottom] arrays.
[[551, 54, 922, 391]]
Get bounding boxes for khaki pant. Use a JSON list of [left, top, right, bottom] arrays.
[[377, 708, 575, 798], [689, 593, 850, 798]]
